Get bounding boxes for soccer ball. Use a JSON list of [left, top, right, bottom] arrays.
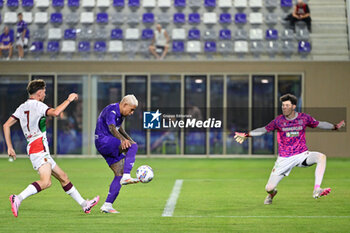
[[136, 165, 154, 183]]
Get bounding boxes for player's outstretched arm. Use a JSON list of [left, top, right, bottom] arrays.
[[47, 93, 78, 117], [234, 127, 268, 144], [317, 120, 346, 130], [3, 117, 18, 160]]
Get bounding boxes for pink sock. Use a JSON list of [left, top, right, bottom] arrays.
[[314, 185, 320, 190]]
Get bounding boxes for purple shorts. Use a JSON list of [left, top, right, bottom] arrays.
[[95, 135, 125, 166]]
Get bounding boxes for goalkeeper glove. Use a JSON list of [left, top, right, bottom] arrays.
[[334, 120, 345, 130], [234, 132, 249, 144]]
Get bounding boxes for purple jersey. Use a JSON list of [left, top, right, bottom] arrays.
[[0, 32, 14, 46], [95, 103, 124, 137], [265, 112, 319, 157], [16, 20, 28, 38]]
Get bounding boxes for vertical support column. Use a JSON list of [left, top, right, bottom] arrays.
[[223, 74, 227, 156], [248, 74, 253, 156], [147, 74, 151, 157], [301, 72, 305, 110], [82, 75, 91, 155], [206, 75, 210, 157], [180, 74, 185, 156], [121, 74, 126, 132], [274, 74, 278, 156], [53, 74, 58, 156], [90, 75, 98, 156]]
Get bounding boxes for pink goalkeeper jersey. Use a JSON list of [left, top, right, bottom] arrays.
[[265, 112, 319, 157]]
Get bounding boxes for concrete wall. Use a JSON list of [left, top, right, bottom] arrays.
[[0, 61, 349, 156]]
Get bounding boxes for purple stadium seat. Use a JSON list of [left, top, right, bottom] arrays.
[[204, 41, 216, 52], [52, 0, 64, 8], [7, 0, 19, 8], [188, 13, 200, 24], [220, 13, 231, 24], [173, 13, 185, 24], [235, 13, 246, 24], [128, 0, 139, 7], [111, 28, 123, 39], [97, 13, 109, 24], [47, 41, 59, 53], [188, 29, 200, 40], [172, 41, 184, 52], [266, 29, 278, 40], [219, 29, 231, 40], [298, 40, 311, 53], [113, 0, 124, 7], [281, 0, 292, 7], [78, 41, 90, 52], [68, 0, 79, 8], [30, 41, 44, 52], [51, 13, 63, 24], [64, 29, 76, 40], [0, 0, 3, 7], [174, 0, 185, 8], [142, 13, 154, 24], [22, 0, 33, 8], [142, 28, 153, 40], [204, 0, 215, 8], [94, 41, 107, 52]]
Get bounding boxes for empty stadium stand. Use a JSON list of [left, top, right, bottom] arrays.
[[0, 0, 348, 60]]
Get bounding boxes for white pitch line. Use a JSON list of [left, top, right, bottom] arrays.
[[162, 179, 184, 217], [170, 216, 350, 218]]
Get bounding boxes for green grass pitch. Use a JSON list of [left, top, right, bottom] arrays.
[[1, 157, 350, 233]]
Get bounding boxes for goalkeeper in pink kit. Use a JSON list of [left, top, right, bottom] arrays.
[[234, 94, 345, 205]]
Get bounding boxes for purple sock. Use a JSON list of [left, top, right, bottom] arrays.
[[124, 144, 138, 174], [105, 176, 122, 204]]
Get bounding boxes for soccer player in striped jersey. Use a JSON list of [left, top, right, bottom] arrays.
[[3, 79, 99, 217], [234, 94, 345, 204], [95, 95, 139, 214]]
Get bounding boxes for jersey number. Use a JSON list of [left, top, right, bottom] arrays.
[[24, 111, 30, 131]]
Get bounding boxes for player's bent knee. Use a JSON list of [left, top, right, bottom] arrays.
[[265, 184, 276, 193], [315, 153, 326, 162], [319, 153, 327, 162]]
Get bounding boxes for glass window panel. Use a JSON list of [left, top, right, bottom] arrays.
[[185, 75, 207, 154], [125, 75, 147, 154], [252, 75, 275, 154], [31, 75, 54, 153], [278, 75, 302, 114], [0, 75, 29, 154], [226, 75, 249, 154], [57, 75, 86, 154], [150, 75, 181, 154], [210, 75, 224, 154], [95, 75, 122, 115]]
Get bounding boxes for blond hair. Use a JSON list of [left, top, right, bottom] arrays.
[[121, 94, 138, 107]]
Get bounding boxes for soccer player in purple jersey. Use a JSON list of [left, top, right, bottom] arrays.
[[234, 94, 345, 205], [95, 95, 140, 213]]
